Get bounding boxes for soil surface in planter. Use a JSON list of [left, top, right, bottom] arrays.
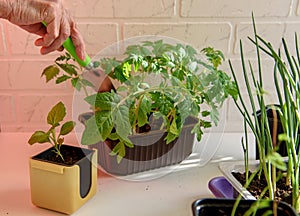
[[232, 171, 294, 205], [41, 146, 86, 165]]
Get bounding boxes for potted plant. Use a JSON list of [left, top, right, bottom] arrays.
[[213, 15, 300, 213], [43, 39, 237, 175], [191, 198, 298, 216], [28, 101, 98, 214]]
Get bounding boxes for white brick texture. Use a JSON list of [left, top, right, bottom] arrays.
[[124, 22, 232, 53], [0, 0, 299, 132], [66, 0, 176, 18], [181, 0, 292, 17]]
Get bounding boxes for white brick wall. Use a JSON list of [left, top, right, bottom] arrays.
[[0, 0, 299, 132]]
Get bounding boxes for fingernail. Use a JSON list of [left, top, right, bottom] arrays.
[[35, 39, 43, 46]]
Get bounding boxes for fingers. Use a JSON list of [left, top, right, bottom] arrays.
[[19, 23, 46, 36], [37, 9, 86, 60], [70, 23, 86, 60], [38, 11, 70, 55], [5, 0, 86, 56], [42, 3, 61, 47]]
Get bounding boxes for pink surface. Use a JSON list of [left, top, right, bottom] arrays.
[[0, 132, 81, 216], [0, 132, 234, 216]]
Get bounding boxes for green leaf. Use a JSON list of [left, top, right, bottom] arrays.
[[59, 121, 76, 136], [278, 133, 290, 142], [169, 119, 179, 136], [42, 65, 60, 82], [137, 97, 151, 127], [201, 110, 210, 117], [85, 92, 120, 110], [28, 131, 50, 144], [56, 75, 70, 84], [107, 132, 119, 140], [56, 63, 78, 76], [191, 122, 204, 141], [188, 61, 198, 72], [114, 65, 129, 83], [47, 102, 66, 126], [267, 152, 287, 171], [109, 141, 126, 164], [100, 58, 120, 74], [55, 54, 67, 62], [209, 105, 220, 126], [81, 115, 103, 145], [122, 62, 131, 79], [124, 139, 134, 148], [114, 105, 132, 142], [94, 110, 114, 141], [81, 79, 95, 88], [71, 77, 79, 88], [165, 131, 178, 144]]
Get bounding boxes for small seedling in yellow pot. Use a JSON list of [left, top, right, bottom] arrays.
[[28, 102, 98, 215]]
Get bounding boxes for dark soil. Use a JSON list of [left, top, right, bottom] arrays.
[[232, 171, 293, 205], [33, 145, 87, 166]]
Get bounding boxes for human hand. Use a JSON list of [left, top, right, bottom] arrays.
[[3, 0, 86, 60]]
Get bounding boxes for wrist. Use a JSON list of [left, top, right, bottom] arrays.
[[0, 0, 12, 19]]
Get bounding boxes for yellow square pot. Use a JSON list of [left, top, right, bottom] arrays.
[[29, 146, 98, 215]]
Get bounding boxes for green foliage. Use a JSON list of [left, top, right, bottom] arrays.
[[28, 102, 76, 161], [40, 40, 237, 163], [230, 14, 300, 212], [41, 52, 94, 92], [80, 40, 237, 162]]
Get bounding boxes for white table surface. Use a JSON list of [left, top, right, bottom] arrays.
[[0, 132, 255, 216]]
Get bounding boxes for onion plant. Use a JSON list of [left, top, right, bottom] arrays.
[[229, 14, 300, 214]]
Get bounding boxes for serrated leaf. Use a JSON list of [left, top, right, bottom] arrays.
[[114, 105, 132, 142], [55, 55, 67, 62], [71, 77, 82, 91], [210, 105, 220, 126], [56, 63, 78, 76], [122, 62, 131, 79], [28, 131, 50, 144], [169, 119, 179, 136], [42, 65, 60, 82], [56, 75, 70, 84], [85, 92, 120, 110], [47, 102, 66, 126], [81, 115, 103, 145], [71, 77, 79, 88], [114, 65, 128, 83], [191, 122, 204, 141], [109, 141, 126, 163], [59, 121, 75, 136], [94, 110, 114, 141], [165, 131, 178, 144], [137, 97, 151, 127]]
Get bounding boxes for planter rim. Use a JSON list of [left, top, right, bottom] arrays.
[[192, 198, 298, 216], [218, 160, 258, 200], [31, 144, 95, 167], [219, 158, 292, 201]]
